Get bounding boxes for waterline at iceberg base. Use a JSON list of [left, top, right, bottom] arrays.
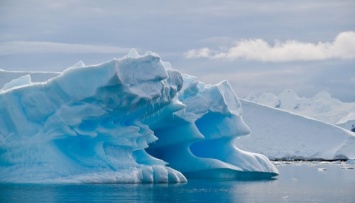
[[0, 50, 278, 183]]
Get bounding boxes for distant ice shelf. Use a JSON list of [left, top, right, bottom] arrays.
[[236, 100, 355, 161], [245, 89, 355, 132], [0, 50, 278, 184]]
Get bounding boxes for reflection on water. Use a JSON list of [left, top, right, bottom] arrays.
[[1, 162, 354, 202]]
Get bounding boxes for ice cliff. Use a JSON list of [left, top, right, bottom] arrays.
[[0, 50, 278, 183]]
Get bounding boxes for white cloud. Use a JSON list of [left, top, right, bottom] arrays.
[[0, 41, 131, 55], [185, 31, 355, 62]]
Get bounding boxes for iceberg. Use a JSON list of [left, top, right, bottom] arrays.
[[337, 111, 355, 132], [0, 50, 278, 183], [0, 69, 59, 90], [1, 74, 32, 91], [236, 100, 355, 160], [246, 90, 355, 126]]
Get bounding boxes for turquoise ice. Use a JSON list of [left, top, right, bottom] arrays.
[[0, 50, 278, 183]]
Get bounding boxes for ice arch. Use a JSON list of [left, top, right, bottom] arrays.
[[0, 50, 278, 183]]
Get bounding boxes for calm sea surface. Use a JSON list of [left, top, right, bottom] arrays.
[[1, 162, 354, 202]]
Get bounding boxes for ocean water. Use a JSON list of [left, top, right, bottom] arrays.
[[1, 162, 354, 203]]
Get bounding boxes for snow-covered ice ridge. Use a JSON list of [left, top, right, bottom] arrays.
[[0, 69, 59, 89], [246, 90, 355, 132], [0, 50, 278, 184], [236, 100, 355, 160]]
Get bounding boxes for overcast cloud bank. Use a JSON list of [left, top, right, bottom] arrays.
[[0, 41, 131, 55], [185, 31, 355, 62]]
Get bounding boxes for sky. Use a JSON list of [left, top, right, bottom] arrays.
[[1, 0, 355, 101]]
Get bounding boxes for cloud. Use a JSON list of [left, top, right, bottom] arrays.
[[0, 41, 131, 55], [185, 31, 355, 62]]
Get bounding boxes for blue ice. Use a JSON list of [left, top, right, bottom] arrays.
[[0, 50, 278, 183]]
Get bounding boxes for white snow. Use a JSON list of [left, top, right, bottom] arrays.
[[246, 89, 355, 131], [337, 111, 355, 132], [236, 100, 355, 160]]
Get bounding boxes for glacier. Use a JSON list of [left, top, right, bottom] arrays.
[[337, 111, 355, 133], [246, 89, 355, 131], [236, 100, 355, 161], [0, 50, 278, 183]]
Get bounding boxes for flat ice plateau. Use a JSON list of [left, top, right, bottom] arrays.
[[0, 50, 278, 183]]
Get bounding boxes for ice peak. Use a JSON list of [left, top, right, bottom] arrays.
[[245, 93, 257, 102], [127, 48, 140, 58], [279, 89, 299, 99], [162, 61, 173, 70], [66, 61, 86, 70], [1, 74, 32, 91], [313, 91, 332, 100]]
